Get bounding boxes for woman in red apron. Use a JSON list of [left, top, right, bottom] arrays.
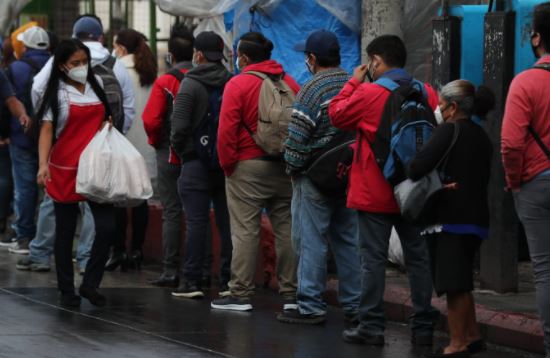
[[35, 39, 115, 308]]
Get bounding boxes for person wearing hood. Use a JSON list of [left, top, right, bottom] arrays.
[[170, 31, 233, 299], [32, 14, 135, 134], [0, 26, 50, 255], [211, 32, 300, 312]]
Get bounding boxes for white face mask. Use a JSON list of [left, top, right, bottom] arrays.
[[235, 56, 241, 72], [65, 65, 88, 85], [434, 106, 444, 125]]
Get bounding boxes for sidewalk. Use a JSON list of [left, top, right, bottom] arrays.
[[141, 205, 545, 355], [325, 263, 545, 355]]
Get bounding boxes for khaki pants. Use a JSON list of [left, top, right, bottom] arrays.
[[226, 159, 297, 298]]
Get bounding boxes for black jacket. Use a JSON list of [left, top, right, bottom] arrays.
[[408, 119, 493, 226], [170, 62, 232, 162]]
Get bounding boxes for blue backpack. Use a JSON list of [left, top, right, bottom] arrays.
[[370, 78, 437, 186], [193, 86, 223, 171]]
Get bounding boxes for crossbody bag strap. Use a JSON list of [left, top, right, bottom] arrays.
[[436, 121, 460, 170], [528, 125, 550, 160]]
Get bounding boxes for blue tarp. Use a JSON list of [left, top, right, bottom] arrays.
[[230, 0, 361, 85]]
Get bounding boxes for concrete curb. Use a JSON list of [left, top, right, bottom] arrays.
[[326, 279, 545, 355]]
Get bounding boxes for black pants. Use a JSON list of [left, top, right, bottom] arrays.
[[178, 160, 232, 286], [113, 201, 149, 254], [54, 201, 115, 294]]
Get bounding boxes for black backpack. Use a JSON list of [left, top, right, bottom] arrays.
[[369, 78, 437, 187], [93, 56, 123, 131], [162, 69, 185, 146], [304, 130, 355, 195], [193, 85, 223, 171]]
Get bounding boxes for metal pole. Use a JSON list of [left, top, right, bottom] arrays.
[[90, 0, 96, 14], [149, 0, 157, 59], [124, 0, 130, 28], [108, 0, 113, 48]]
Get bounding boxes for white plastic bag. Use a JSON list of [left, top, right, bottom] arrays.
[[388, 227, 405, 268], [76, 126, 153, 204]]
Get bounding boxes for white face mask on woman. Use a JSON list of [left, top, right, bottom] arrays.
[[434, 106, 444, 125], [65, 65, 88, 85]]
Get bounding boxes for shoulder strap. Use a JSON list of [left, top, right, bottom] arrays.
[[437, 122, 461, 170], [102, 56, 116, 70], [167, 69, 185, 82], [374, 77, 400, 92], [20, 57, 41, 72], [244, 70, 269, 81], [533, 63, 550, 72], [528, 125, 550, 160]]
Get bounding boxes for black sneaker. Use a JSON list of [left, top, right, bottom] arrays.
[[59, 292, 81, 308], [171, 282, 204, 299], [282, 297, 298, 311], [342, 327, 385, 346], [9, 238, 30, 254], [218, 283, 231, 298], [16, 257, 50, 272], [276, 310, 326, 325], [211, 296, 253, 311], [79, 286, 107, 307], [344, 311, 359, 328], [0, 235, 17, 248]]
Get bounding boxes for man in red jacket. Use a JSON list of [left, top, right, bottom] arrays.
[[502, 3, 550, 356], [142, 27, 194, 287], [212, 32, 300, 312], [329, 35, 439, 346]]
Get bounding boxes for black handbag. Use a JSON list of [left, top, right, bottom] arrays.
[[393, 122, 459, 223]]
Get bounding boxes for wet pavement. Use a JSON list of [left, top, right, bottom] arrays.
[[0, 250, 542, 357]]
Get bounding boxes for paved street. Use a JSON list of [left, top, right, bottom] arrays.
[[0, 250, 542, 358]]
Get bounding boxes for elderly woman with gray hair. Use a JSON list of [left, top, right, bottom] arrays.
[[408, 80, 495, 358]]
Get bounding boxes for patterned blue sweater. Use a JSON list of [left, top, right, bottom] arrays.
[[284, 68, 350, 175]]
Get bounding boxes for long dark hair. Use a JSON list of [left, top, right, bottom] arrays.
[[115, 29, 157, 87], [36, 39, 111, 129]]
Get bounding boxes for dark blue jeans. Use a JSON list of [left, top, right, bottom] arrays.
[[0, 145, 12, 223], [178, 160, 232, 286], [9, 144, 38, 240], [357, 211, 439, 337]]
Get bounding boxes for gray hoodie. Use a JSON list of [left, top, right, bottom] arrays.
[[170, 62, 232, 162]]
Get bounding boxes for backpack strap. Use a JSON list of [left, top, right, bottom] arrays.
[[167, 68, 186, 82], [528, 125, 550, 161], [244, 70, 269, 81], [374, 77, 400, 92], [19, 57, 42, 72], [533, 63, 550, 72], [103, 56, 116, 70]]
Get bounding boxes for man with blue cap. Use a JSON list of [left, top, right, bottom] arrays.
[[278, 30, 361, 325]]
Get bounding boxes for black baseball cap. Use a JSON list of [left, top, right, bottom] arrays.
[[194, 31, 226, 61], [294, 29, 340, 57]]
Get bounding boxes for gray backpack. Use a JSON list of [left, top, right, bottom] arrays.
[[93, 56, 124, 131], [243, 71, 295, 157]]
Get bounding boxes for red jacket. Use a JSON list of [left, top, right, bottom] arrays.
[[502, 55, 550, 190], [329, 77, 438, 213], [217, 60, 300, 176], [143, 67, 189, 164]]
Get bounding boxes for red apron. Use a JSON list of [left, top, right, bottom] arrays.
[[46, 97, 105, 203]]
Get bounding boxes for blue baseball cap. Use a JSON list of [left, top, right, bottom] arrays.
[[72, 16, 103, 40], [294, 30, 340, 57]]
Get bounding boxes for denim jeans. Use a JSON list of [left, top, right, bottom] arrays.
[[357, 211, 439, 337], [30, 194, 95, 269], [9, 144, 37, 240], [291, 177, 361, 316], [177, 160, 232, 286], [0, 145, 12, 222], [514, 176, 550, 358]]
